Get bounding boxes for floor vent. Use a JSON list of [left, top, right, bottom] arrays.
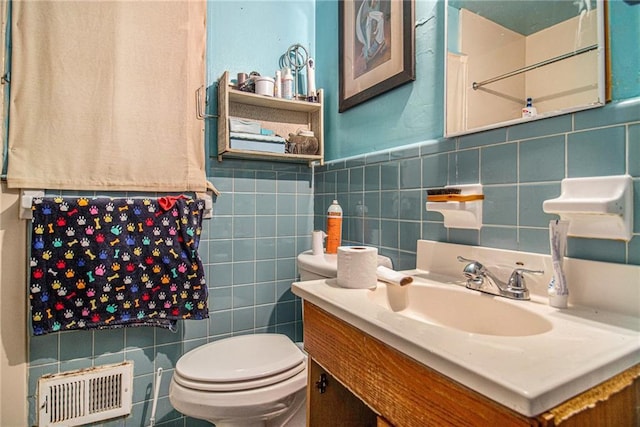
[[38, 361, 133, 426]]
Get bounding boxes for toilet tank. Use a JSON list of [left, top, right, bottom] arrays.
[[297, 250, 392, 281]]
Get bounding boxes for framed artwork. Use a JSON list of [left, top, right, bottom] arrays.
[[339, 0, 415, 112]]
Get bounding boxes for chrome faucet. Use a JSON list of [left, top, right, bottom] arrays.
[[457, 256, 543, 300]]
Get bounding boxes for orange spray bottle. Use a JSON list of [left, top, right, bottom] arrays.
[[325, 200, 343, 254]]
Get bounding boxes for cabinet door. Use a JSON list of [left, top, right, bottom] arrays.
[[308, 359, 378, 426]]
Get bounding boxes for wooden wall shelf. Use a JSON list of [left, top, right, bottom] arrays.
[[216, 71, 324, 167]]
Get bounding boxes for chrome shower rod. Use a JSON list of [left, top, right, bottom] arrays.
[[472, 44, 598, 90]]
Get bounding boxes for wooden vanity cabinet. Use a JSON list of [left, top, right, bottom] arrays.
[[307, 359, 378, 426], [303, 301, 639, 427]]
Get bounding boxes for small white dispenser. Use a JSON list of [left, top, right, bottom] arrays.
[[426, 184, 483, 229], [542, 175, 633, 241]]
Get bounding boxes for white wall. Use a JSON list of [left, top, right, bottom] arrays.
[[0, 0, 28, 423], [446, 52, 468, 135], [460, 8, 525, 131], [0, 184, 28, 426], [526, 9, 599, 113], [454, 8, 599, 133]]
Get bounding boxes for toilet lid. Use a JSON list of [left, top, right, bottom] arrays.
[[298, 251, 338, 277], [174, 334, 306, 391]]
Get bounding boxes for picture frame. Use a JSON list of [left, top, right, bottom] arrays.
[[339, 0, 415, 112]]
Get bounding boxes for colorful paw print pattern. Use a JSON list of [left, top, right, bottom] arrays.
[[29, 196, 208, 335]]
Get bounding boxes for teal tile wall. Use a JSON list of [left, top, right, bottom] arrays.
[[27, 160, 312, 426], [315, 99, 640, 269]]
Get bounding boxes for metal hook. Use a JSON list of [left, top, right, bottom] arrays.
[[195, 86, 218, 120]]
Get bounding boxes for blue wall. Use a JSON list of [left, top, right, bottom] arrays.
[[314, 0, 639, 268], [318, 0, 639, 160], [609, 0, 640, 99], [206, 1, 316, 90], [317, 0, 445, 160]]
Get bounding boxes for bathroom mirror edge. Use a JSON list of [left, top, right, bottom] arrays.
[[444, 0, 607, 138]]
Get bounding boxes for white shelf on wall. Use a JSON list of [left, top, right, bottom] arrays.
[[426, 184, 483, 229], [542, 175, 633, 241]]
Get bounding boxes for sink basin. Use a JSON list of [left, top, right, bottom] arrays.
[[367, 280, 553, 336]]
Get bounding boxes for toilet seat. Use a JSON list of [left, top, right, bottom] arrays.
[[174, 334, 305, 392]]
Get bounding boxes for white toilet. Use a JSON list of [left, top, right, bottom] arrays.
[[169, 334, 307, 427], [169, 248, 391, 426]]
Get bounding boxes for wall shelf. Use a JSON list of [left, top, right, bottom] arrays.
[[216, 71, 324, 166], [542, 175, 633, 241], [426, 184, 483, 229]]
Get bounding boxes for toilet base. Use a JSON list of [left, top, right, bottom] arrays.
[[213, 389, 305, 427], [170, 369, 306, 427]]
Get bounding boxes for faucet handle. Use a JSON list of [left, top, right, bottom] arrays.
[[456, 256, 486, 280], [457, 256, 485, 271], [457, 255, 478, 264], [508, 268, 544, 289]]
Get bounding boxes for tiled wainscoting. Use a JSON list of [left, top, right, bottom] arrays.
[[314, 99, 640, 270]]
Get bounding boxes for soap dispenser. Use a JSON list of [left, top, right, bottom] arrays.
[[522, 97, 538, 118]]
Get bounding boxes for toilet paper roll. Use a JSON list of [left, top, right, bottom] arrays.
[[337, 246, 378, 289], [312, 230, 326, 256]]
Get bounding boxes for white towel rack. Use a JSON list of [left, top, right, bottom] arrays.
[[20, 191, 214, 220], [20, 190, 44, 219]]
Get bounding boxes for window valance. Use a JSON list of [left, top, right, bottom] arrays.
[[7, 0, 208, 192]]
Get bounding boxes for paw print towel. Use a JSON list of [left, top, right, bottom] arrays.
[[29, 196, 209, 335]]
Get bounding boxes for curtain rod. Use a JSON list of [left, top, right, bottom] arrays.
[[472, 44, 598, 90]]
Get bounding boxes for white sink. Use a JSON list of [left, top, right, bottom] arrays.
[[292, 240, 640, 417], [367, 279, 552, 336]]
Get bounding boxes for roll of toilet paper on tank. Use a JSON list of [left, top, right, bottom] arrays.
[[337, 246, 378, 289]]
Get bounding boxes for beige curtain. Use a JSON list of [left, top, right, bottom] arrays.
[[7, 0, 208, 192]]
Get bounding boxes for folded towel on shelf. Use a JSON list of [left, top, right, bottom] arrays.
[[229, 132, 286, 143], [29, 196, 208, 335], [229, 118, 261, 134], [229, 132, 286, 154]]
